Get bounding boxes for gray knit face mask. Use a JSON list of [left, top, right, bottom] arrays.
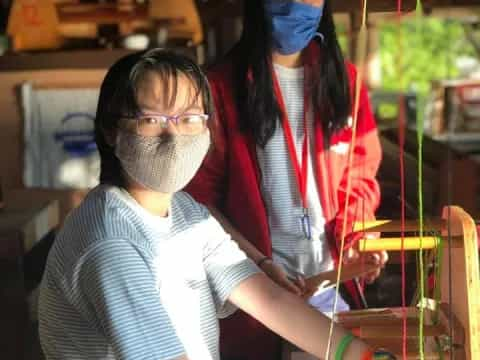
[[114, 130, 210, 193]]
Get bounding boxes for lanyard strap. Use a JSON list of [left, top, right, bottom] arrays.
[[271, 63, 310, 211]]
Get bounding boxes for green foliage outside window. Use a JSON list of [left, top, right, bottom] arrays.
[[379, 17, 477, 95]]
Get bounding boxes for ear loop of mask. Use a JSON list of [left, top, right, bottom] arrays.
[[315, 32, 325, 44]]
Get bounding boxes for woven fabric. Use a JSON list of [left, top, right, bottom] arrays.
[[115, 130, 210, 193]]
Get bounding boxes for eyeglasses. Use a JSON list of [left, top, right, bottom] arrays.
[[125, 113, 209, 137]]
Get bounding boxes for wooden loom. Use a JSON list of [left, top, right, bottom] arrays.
[[330, 206, 480, 359]]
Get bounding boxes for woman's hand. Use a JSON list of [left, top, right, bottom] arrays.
[[259, 260, 305, 296], [344, 248, 388, 284], [342, 232, 388, 284]]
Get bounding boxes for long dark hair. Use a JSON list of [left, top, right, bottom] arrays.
[[232, 0, 351, 147], [95, 49, 214, 186]]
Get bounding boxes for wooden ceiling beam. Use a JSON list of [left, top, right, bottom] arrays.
[[196, 0, 480, 21], [424, 0, 480, 7], [334, 0, 417, 13]]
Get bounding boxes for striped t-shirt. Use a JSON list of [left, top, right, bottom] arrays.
[[38, 185, 259, 359], [256, 63, 333, 279]]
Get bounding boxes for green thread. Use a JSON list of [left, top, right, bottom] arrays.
[[416, 2, 425, 359], [334, 334, 355, 360]]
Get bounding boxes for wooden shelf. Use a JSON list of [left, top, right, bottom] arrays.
[[0, 47, 195, 72]]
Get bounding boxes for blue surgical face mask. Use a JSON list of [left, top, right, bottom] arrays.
[[264, 0, 324, 55]]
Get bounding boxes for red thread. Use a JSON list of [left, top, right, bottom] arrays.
[[361, 349, 375, 360]]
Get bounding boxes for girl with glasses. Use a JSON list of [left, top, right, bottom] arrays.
[[37, 49, 379, 360]]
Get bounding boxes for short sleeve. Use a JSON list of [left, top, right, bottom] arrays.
[[201, 216, 260, 318], [79, 239, 186, 360]]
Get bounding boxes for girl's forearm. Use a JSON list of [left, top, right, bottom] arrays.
[[229, 273, 370, 360]]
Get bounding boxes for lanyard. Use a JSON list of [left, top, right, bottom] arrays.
[[271, 61, 312, 240]]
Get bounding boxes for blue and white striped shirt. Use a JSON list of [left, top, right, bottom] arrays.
[[39, 185, 259, 359], [257, 64, 333, 279]]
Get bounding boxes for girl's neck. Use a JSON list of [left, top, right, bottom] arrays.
[[272, 51, 303, 68], [126, 186, 172, 217]]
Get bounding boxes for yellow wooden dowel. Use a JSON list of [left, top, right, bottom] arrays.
[[358, 237, 440, 251]]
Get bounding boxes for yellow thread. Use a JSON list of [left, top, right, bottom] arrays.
[[325, 1, 368, 359]]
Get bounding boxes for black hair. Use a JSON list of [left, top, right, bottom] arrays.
[[94, 48, 214, 186], [232, 0, 351, 147]]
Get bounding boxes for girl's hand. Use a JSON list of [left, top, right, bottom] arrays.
[[259, 260, 304, 296]]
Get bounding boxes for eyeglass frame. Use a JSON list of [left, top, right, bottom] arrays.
[[120, 112, 210, 135]]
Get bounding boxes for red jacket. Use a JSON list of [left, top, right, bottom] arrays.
[[185, 58, 382, 360]]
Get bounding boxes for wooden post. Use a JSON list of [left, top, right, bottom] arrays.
[[0, 177, 3, 210], [349, 10, 365, 67], [366, 23, 381, 89], [440, 206, 480, 359]]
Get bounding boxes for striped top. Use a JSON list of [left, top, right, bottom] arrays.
[[38, 185, 259, 359], [256, 64, 333, 279]]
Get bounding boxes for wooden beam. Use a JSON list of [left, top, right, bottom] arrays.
[[196, 0, 480, 29], [57, 3, 149, 24], [196, 0, 419, 18], [341, 0, 480, 12], [424, 0, 480, 7], [437, 302, 466, 346], [343, 304, 466, 345], [334, 0, 417, 13], [351, 324, 444, 339], [0, 177, 3, 210], [353, 219, 446, 232], [335, 305, 466, 358]]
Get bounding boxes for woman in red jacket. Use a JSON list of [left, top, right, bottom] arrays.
[[186, 0, 388, 359]]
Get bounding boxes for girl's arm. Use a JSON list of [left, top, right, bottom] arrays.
[[229, 272, 371, 359], [208, 206, 304, 295]]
